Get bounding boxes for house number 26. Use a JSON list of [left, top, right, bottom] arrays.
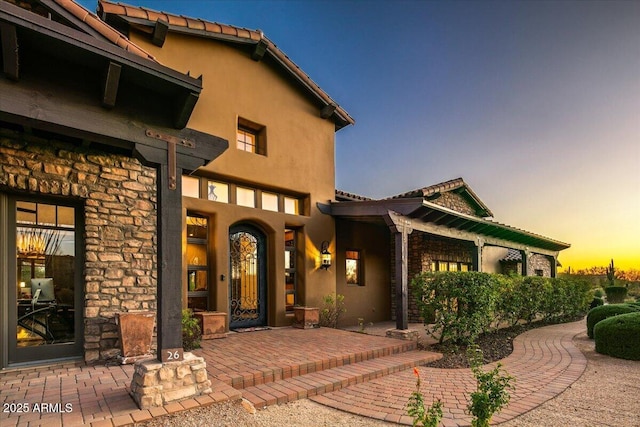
[[161, 348, 183, 362]]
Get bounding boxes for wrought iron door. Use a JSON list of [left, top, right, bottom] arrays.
[[229, 225, 266, 328]]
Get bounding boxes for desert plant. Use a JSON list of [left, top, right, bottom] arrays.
[[586, 304, 640, 338], [319, 293, 346, 328], [594, 312, 640, 360], [604, 259, 628, 303], [182, 309, 201, 351], [467, 345, 515, 427], [407, 367, 443, 427]]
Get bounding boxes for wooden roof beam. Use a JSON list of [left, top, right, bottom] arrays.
[[251, 38, 268, 61], [174, 91, 199, 129], [152, 19, 169, 47], [321, 103, 337, 120], [1, 22, 18, 80], [102, 61, 121, 108]]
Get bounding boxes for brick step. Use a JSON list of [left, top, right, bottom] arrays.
[[240, 349, 441, 409], [213, 337, 419, 390]]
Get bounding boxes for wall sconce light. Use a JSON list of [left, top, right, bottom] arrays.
[[320, 241, 332, 270]]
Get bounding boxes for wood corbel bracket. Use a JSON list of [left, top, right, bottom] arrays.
[[145, 129, 196, 190]]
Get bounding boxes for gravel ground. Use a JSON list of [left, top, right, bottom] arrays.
[[137, 331, 640, 427]]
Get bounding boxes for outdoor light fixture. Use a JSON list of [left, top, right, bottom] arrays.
[[320, 241, 332, 270]]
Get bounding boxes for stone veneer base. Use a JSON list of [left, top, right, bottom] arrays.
[[130, 352, 212, 409], [385, 329, 420, 341]]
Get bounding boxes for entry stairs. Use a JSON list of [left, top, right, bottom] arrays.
[[202, 330, 442, 410]]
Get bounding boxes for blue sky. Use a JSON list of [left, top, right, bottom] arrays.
[[79, 0, 639, 270]]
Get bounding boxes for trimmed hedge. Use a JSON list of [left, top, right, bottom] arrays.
[[586, 304, 640, 338], [594, 312, 640, 360], [589, 297, 604, 310], [413, 272, 592, 345]]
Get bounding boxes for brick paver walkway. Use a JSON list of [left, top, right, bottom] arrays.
[[0, 321, 587, 426], [310, 320, 587, 426]]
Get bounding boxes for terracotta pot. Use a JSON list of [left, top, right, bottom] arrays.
[[195, 312, 227, 339], [293, 307, 320, 329], [116, 311, 155, 361]]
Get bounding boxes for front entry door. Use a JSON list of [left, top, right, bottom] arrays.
[[229, 225, 267, 329], [1, 194, 83, 367]]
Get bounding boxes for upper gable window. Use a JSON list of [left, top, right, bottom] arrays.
[[237, 118, 266, 155]]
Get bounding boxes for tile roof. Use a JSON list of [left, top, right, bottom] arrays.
[[388, 177, 466, 199], [501, 248, 523, 262], [51, 0, 156, 60], [97, 0, 354, 130], [386, 177, 493, 218], [335, 190, 373, 202]]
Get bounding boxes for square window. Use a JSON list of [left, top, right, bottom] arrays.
[[236, 187, 255, 208], [237, 128, 257, 153], [262, 192, 279, 212], [207, 181, 229, 203], [237, 118, 266, 155], [284, 197, 299, 215], [182, 176, 200, 198]]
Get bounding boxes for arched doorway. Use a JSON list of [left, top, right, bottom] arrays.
[[229, 224, 267, 329]]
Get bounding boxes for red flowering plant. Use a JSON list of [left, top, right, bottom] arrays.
[[406, 367, 443, 427]]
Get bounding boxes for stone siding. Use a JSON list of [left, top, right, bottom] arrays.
[[431, 192, 480, 217], [528, 254, 552, 277], [0, 131, 157, 363], [390, 233, 475, 323]]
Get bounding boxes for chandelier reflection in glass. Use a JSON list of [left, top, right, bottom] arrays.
[[16, 228, 62, 258]]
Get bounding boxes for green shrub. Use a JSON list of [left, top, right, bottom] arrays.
[[593, 288, 604, 298], [594, 312, 640, 360], [182, 309, 201, 351], [589, 297, 604, 310], [413, 272, 499, 345], [586, 304, 640, 338], [516, 276, 548, 324], [319, 293, 346, 328], [605, 286, 628, 303], [467, 345, 515, 427], [492, 274, 521, 328]]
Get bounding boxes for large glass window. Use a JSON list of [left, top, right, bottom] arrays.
[[15, 201, 76, 347]]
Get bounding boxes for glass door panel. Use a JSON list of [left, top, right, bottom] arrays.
[[8, 198, 83, 365]]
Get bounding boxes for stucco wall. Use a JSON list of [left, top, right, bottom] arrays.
[[126, 31, 341, 326], [335, 219, 391, 327], [482, 246, 510, 273], [1, 132, 157, 362]]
